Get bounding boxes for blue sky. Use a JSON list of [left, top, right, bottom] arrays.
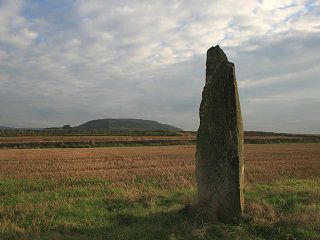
[[0, 0, 319, 133]]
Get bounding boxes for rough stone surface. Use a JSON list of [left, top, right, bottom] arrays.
[[195, 45, 244, 223]]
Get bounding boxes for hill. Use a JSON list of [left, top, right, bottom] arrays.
[[77, 118, 183, 131], [0, 126, 14, 129]]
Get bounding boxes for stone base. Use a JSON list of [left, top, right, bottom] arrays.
[[185, 201, 241, 223]]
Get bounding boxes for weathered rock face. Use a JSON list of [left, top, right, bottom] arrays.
[[195, 45, 244, 223]]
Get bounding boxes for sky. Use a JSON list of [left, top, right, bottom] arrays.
[[0, 0, 319, 133]]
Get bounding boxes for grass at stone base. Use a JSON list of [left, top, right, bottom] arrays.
[[1, 178, 319, 240]]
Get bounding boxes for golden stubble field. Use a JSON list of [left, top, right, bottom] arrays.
[[1, 143, 319, 187]]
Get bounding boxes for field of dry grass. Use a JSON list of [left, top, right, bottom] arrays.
[[1, 143, 319, 186], [1, 131, 319, 149], [0, 134, 195, 144], [1, 143, 320, 239], [0, 133, 196, 148]]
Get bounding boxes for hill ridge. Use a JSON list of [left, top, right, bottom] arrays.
[[77, 118, 183, 131]]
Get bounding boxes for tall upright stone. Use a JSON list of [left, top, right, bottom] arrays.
[[195, 45, 244, 222]]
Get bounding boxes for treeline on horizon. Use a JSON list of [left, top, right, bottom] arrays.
[[0, 128, 180, 137]]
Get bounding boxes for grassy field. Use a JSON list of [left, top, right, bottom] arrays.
[[0, 133, 196, 149], [1, 131, 320, 149], [1, 144, 320, 239]]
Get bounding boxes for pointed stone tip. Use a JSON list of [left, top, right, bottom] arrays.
[[207, 45, 228, 63], [207, 45, 222, 52]]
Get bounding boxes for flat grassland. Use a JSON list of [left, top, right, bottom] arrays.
[[1, 144, 319, 184], [1, 131, 320, 149], [1, 143, 320, 239], [0, 134, 196, 148]]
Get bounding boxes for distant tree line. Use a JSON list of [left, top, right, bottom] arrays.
[[0, 128, 180, 137]]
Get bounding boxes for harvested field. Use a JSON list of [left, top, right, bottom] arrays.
[[1, 143, 320, 239], [0, 134, 196, 149], [1, 143, 319, 186], [0, 134, 195, 144], [1, 131, 319, 149]]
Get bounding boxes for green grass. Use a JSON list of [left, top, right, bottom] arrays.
[[1, 178, 319, 239]]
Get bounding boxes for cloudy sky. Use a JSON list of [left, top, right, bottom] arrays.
[[0, 0, 319, 133]]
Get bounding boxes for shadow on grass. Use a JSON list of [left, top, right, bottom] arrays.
[[50, 202, 252, 240], [35, 199, 199, 240], [107, 209, 194, 239]]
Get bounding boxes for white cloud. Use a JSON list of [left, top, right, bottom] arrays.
[[249, 88, 320, 103], [0, 0, 37, 48], [239, 64, 320, 89]]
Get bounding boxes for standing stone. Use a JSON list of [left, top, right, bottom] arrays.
[[195, 45, 244, 223]]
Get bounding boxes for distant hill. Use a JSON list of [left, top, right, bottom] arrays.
[[77, 118, 183, 131], [0, 126, 14, 129]]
